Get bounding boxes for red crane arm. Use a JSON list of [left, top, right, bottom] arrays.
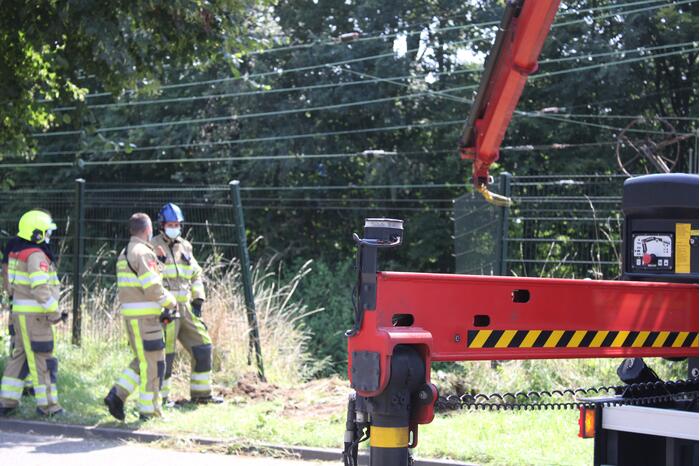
[[459, 0, 561, 204]]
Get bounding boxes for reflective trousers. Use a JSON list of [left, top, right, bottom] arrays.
[[161, 304, 213, 400], [7, 315, 34, 390], [112, 316, 165, 417], [0, 313, 59, 413]]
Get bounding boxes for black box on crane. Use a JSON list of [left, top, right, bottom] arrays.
[[622, 173, 698, 283]]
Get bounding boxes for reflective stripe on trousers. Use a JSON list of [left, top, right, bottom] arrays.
[[190, 371, 212, 393], [139, 391, 155, 414], [0, 377, 23, 401], [116, 368, 141, 394]]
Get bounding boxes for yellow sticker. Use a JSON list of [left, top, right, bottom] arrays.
[[675, 223, 691, 274]]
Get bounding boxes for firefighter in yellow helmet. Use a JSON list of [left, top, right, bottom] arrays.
[[0, 210, 65, 416], [152, 203, 222, 405]]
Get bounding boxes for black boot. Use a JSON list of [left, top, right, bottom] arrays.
[[36, 406, 64, 417], [104, 387, 125, 421], [0, 406, 17, 417], [191, 395, 224, 405]]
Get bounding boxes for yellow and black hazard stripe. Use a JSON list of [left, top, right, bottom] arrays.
[[466, 330, 699, 349]]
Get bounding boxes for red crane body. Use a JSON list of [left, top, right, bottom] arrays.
[[348, 273, 698, 428]]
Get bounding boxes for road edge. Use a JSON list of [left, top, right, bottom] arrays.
[[0, 418, 475, 466]]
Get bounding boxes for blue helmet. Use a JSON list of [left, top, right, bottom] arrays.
[[158, 203, 185, 224]]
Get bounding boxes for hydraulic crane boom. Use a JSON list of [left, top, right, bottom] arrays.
[[459, 0, 560, 205]]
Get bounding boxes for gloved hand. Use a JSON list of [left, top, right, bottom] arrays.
[[155, 245, 167, 264], [60, 311, 69, 323], [159, 308, 180, 325], [191, 299, 204, 318]]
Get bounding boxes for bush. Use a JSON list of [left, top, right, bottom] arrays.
[[284, 258, 355, 377]]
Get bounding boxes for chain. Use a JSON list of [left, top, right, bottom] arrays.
[[436, 378, 699, 411]]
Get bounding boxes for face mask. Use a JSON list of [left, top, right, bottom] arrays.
[[165, 227, 181, 239], [45, 229, 55, 244]]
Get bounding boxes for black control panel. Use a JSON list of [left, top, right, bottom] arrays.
[[622, 173, 698, 283]]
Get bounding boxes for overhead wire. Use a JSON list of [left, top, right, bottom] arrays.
[[44, 0, 696, 104], [243, 0, 676, 58], [534, 113, 698, 120], [341, 52, 699, 138], [19, 119, 467, 158], [51, 66, 484, 113], [521, 85, 696, 113], [147, 0, 700, 90], [48, 40, 697, 113], [33, 81, 480, 138], [529, 47, 698, 81], [0, 139, 625, 169], [0, 148, 457, 169], [0, 140, 625, 169], [29, 45, 698, 141]]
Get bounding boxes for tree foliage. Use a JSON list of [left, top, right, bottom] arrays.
[[0, 0, 262, 155]]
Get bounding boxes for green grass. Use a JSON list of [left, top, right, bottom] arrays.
[[143, 399, 594, 466], [420, 410, 591, 466], [0, 339, 609, 465]]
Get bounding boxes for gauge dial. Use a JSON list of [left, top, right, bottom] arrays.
[[633, 235, 672, 257], [632, 233, 673, 269]]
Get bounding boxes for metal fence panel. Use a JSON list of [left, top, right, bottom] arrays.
[[0, 181, 261, 351], [80, 183, 239, 284], [454, 174, 625, 279]]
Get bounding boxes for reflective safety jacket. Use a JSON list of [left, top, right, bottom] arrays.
[[117, 236, 176, 317], [151, 234, 205, 305], [7, 243, 60, 319]]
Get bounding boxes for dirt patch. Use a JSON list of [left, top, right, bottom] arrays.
[[279, 377, 351, 420], [219, 372, 280, 402], [213, 374, 350, 420]]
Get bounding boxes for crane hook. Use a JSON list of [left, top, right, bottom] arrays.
[[476, 183, 513, 207]]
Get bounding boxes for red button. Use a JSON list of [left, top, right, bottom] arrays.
[[642, 253, 652, 265]]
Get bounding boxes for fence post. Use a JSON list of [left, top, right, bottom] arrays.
[[495, 172, 512, 276], [71, 178, 86, 346], [229, 180, 266, 382]]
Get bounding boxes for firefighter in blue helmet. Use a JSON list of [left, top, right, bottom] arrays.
[[152, 203, 223, 405]]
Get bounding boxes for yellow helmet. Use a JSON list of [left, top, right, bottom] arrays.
[[18, 210, 57, 243]]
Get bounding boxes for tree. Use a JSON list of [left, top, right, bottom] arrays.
[[0, 0, 264, 157]]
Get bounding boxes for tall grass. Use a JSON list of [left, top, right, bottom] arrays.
[[44, 255, 321, 394]]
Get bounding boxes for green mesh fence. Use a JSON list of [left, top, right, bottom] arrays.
[[454, 174, 625, 279], [0, 182, 242, 347]]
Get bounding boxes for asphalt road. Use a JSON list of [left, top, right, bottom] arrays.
[[0, 431, 327, 466]]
